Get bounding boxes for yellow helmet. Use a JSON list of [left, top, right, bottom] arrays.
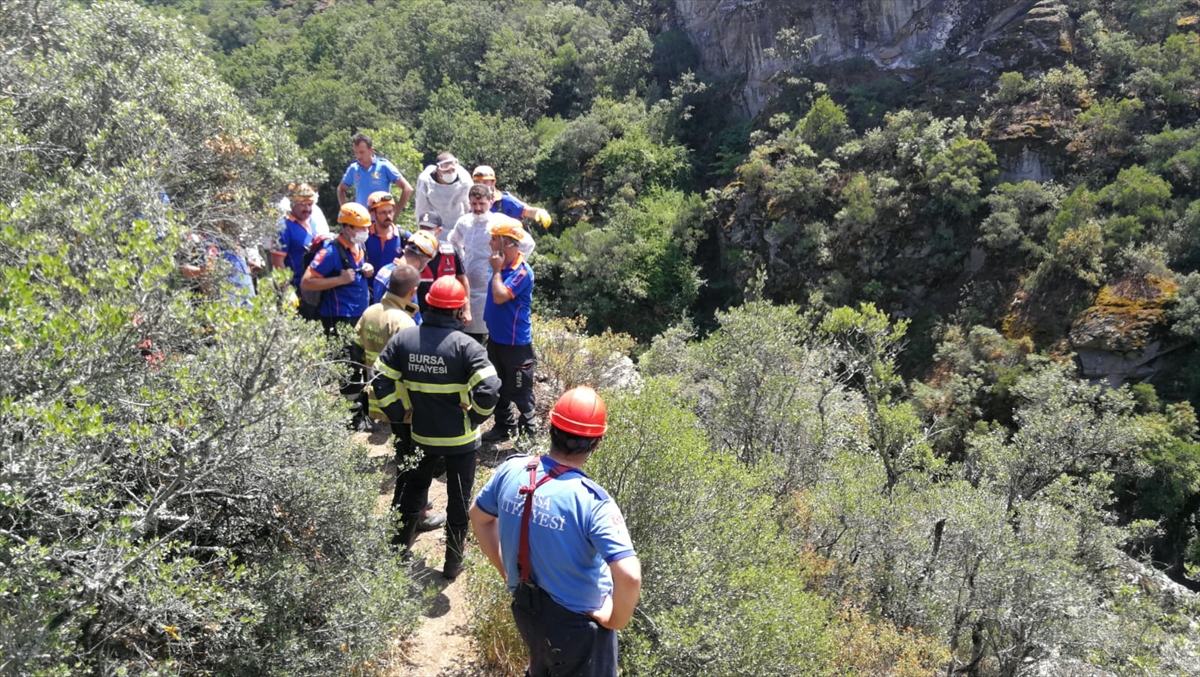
[[366, 191, 395, 211], [337, 202, 371, 228], [488, 217, 526, 242], [472, 165, 496, 182], [406, 230, 438, 258]]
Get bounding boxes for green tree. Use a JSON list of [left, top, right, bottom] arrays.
[[416, 82, 539, 186], [0, 2, 417, 672], [1097, 164, 1174, 244], [798, 94, 852, 154], [978, 181, 1065, 257], [478, 28, 553, 123], [924, 137, 998, 217], [544, 189, 701, 339]]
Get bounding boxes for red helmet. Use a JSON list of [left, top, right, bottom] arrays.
[[549, 386, 607, 437], [425, 276, 467, 309]]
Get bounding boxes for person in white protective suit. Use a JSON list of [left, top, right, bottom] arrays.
[[448, 182, 534, 344], [414, 153, 473, 242]]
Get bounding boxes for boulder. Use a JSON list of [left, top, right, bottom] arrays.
[[1069, 276, 1182, 387]]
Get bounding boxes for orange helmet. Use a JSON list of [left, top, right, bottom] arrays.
[[337, 202, 371, 228], [487, 217, 525, 242], [426, 276, 467, 309], [472, 165, 496, 182], [550, 386, 607, 437], [367, 191, 395, 211]]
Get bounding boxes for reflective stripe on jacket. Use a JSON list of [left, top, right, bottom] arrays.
[[356, 293, 418, 365], [372, 310, 500, 454]]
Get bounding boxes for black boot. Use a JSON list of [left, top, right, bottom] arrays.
[[481, 425, 516, 443], [389, 511, 422, 560], [443, 524, 469, 580], [418, 509, 447, 532]]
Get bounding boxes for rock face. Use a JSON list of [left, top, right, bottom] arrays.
[[673, 0, 1070, 116], [1069, 276, 1183, 388]]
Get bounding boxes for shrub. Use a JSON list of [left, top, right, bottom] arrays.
[[0, 2, 419, 673], [532, 315, 638, 401]]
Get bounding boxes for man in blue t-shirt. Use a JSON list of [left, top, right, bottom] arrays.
[[471, 386, 641, 677], [301, 203, 374, 327], [364, 190, 411, 301], [302, 203, 375, 402], [481, 217, 536, 442], [337, 133, 414, 211], [271, 183, 318, 289], [472, 165, 552, 229]]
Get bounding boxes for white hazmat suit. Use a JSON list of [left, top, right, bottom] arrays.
[[448, 211, 535, 336], [414, 164, 473, 242]]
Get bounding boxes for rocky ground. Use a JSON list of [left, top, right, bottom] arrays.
[[352, 425, 522, 677]]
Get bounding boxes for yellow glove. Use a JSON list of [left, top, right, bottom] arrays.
[[534, 208, 552, 229]]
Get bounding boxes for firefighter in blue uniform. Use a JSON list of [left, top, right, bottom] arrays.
[[471, 386, 642, 677]]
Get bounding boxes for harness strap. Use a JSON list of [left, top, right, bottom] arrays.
[[517, 458, 574, 583]]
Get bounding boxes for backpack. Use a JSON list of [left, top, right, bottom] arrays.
[[298, 234, 354, 315]]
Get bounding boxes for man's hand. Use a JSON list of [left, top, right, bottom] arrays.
[[588, 595, 615, 629], [489, 250, 504, 272], [362, 261, 374, 278], [534, 208, 551, 229], [338, 268, 355, 285], [461, 306, 472, 325]]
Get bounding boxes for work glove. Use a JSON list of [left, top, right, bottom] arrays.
[[533, 208, 552, 229]]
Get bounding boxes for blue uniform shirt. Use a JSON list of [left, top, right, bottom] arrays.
[[366, 225, 410, 295], [484, 253, 533, 345], [274, 216, 313, 288], [342, 157, 404, 207], [372, 262, 422, 325], [490, 190, 527, 219], [474, 455, 635, 614], [308, 237, 369, 319]]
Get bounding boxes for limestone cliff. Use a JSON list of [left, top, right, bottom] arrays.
[[673, 0, 1069, 116]]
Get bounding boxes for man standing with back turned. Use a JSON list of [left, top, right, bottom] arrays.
[[471, 386, 642, 677], [373, 277, 500, 579]]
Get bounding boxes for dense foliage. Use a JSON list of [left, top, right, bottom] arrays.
[[0, 1, 417, 673], [8, 0, 1200, 674]]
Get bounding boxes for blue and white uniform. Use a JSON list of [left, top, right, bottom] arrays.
[[307, 236, 369, 320], [474, 455, 635, 614], [342, 156, 404, 207], [273, 216, 313, 288]]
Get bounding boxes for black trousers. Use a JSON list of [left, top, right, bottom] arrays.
[[512, 583, 617, 677], [321, 315, 365, 397], [486, 341, 536, 428], [393, 446, 476, 528]]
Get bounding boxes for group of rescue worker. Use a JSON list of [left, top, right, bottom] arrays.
[[258, 133, 641, 676]]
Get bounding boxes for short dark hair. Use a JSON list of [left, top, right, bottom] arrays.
[[468, 183, 492, 200], [351, 133, 372, 149], [388, 264, 419, 298], [549, 425, 602, 456], [424, 305, 459, 321]]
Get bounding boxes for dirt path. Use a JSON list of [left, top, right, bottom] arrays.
[[354, 428, 514, 677]]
